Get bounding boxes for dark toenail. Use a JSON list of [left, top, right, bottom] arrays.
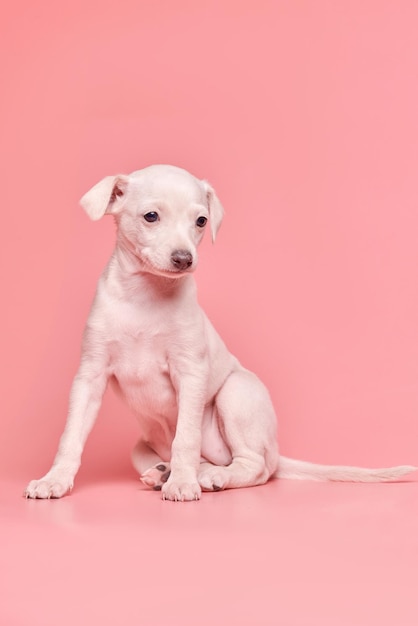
[[153, 485, 162, 491], [161, 471, 171, 483], [156, 464, 166, 472], [212, 484, 222, 491]]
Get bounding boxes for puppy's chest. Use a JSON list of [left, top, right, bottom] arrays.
[[100, 297, 198, 414], [109, 324, 172, 386]]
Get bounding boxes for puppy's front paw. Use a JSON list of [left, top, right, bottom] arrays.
[[161, 477, 201, 502], [24, 472, 74, 499]]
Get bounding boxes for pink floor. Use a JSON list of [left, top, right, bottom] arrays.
[[2, 475, 417, 626]]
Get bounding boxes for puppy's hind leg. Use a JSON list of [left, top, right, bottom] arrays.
[[198, 370, 280, 492], [132, 440, 171, 491]]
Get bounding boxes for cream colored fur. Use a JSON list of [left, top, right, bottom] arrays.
[[25, 165, 416, 501]]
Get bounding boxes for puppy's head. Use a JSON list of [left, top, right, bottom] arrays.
[[80, 165, 224, 278]]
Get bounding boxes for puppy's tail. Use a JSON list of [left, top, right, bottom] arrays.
[[275, 456, 417, 482]]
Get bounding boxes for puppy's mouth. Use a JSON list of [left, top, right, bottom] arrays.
[[138, 255, 196, 279], [150, 266, 193, 279]]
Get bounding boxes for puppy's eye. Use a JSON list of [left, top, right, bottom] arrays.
[[144, 212, 159, 223], [196, 216, 208, 228]]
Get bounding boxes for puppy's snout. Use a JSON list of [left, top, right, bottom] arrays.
[[171, 249, 193, 271]]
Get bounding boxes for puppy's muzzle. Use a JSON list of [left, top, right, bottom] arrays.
[[171, 249, 193, 271]]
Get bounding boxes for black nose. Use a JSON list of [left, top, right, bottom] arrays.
[[171, 249, 193, 271]]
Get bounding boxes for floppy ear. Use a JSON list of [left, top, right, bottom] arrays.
[[203, 181, 224, 243], [80, 174, 129, 220]]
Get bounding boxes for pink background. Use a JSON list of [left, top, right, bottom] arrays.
[[1, 2, 417, 625]]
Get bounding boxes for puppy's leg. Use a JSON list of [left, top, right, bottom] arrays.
[[132, 440, 171, 491], [161, 372, 206, 502], [25, 358, 108, 499], [199, 370, 279, 491]]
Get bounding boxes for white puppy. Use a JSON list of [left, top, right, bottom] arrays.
[[25, 165, 416, 501]]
